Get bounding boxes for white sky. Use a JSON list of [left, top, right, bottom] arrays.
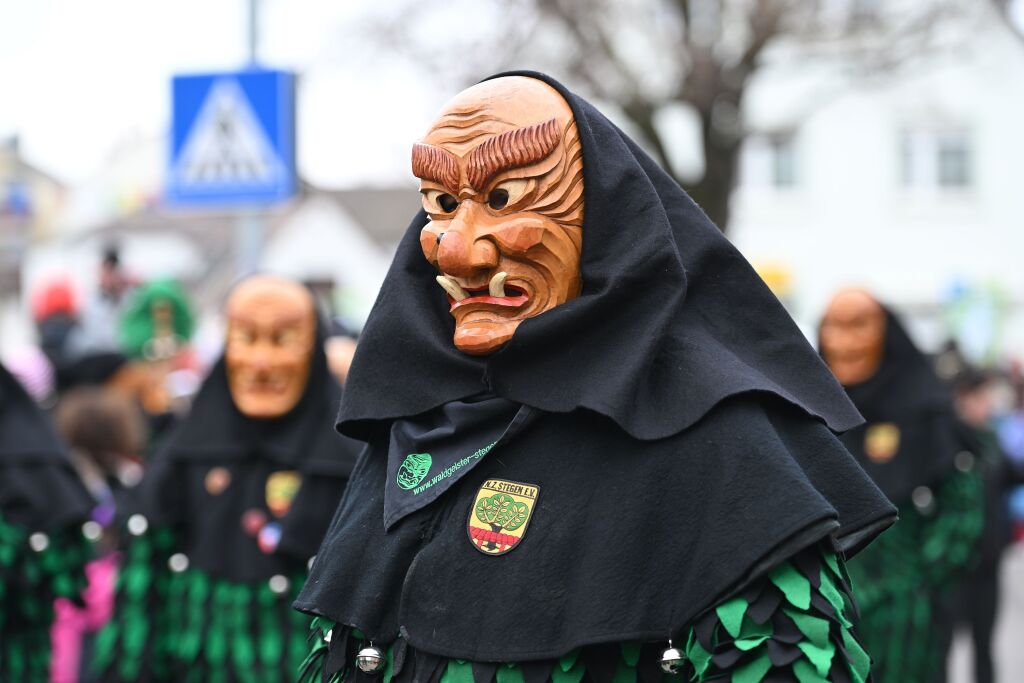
[[2, 0, 1022, 188], [0, 0, 451, 187]]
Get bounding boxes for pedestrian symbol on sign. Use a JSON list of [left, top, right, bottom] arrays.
[[175, 79, 284, 186], [166, 69, 296, 206]]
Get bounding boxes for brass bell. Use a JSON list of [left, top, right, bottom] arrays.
[[660, 645, 687, 674], [356, 645, 387, 674]]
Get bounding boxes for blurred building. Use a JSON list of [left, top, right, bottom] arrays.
[[0, 136, 66, 296], [23, 180, 418, 336], [731, 12, 1024, 360], [13, 107, 420, 356]]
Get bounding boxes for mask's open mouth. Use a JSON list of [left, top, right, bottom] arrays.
[[236, 371, 292, 395], [436, 273, 530, 312], [450, 284, 529, 311]]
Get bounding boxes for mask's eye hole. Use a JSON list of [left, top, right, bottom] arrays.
[[229, 326, 257, 346], [421, 189, 459, 215], [488, 188, 509, 210], [488, 179, 528, 210], [438, 194, 458, 212]]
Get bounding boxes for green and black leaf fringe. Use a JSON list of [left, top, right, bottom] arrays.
[[94, 522, 312, 682], [848, 464, 984, 682], [0, 512, 93, 682], [300, 544, 868, 683], [92, 523, 177, 681]]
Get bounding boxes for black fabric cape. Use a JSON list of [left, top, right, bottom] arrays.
[[0, 362, 94, 530], [824, 306, 969, 505], [296, 72, 895, 661], [135, 322, 363, 581]]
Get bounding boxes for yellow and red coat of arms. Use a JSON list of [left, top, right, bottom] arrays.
[[864, 423, 901, 463], [467, 479, 539, 556], [266, 470, 302, 518]]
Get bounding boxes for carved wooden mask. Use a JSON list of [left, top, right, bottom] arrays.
[[820, 288, 887, 386], [225, 276, 316, 418], [413, 76, 584, 355]]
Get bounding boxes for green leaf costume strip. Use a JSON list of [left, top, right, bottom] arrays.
[[0, 513, 92, 682], [299, 545, 869, 683], [92, 522, 313, 682], [847, 465, 984, 682]]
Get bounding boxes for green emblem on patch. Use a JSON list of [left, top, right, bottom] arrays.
[[397, 453, 432, 490], [468, 479, 539, 555]]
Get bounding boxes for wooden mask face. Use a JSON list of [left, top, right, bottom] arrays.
[[413, 76, 584, 356], [820, 289, 887, 386], [224, 276, 316, 419]]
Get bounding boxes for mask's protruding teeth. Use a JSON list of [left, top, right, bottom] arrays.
[[489, 272, 508, 298], [436, 275, 469, 301]]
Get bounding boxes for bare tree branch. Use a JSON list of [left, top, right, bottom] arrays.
[[360, 0, 979, 231], [991, 0, 1024, 45]]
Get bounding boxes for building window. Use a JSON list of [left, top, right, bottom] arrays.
[[900, 128, 972, 191], [769, 134, 797, 188], [742, 132, 798, 190], [937, 133, 971, 187]]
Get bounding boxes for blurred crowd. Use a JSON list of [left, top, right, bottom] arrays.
[[3, 243, 1024, 683], [1, 248, 359, 682]]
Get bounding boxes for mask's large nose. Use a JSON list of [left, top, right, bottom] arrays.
[[436, 201, 499, 279]]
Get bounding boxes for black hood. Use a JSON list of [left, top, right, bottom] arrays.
[[337, 71, 863, 442], [296, 73, 895, 660], [166, 314, 350, 474], [136, 314, 363, 580], [832, 306, 953, 422], [821, 304, 964, 503], [0, 362, 95, 530]]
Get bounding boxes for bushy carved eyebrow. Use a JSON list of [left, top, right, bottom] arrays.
[[411, 143, 460, 191], [466, 118, 560, 191]]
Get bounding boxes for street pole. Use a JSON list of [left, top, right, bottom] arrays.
[[248, 0, 259, 66], [236, 0, 265, 280], [235, 209, 266, 279]]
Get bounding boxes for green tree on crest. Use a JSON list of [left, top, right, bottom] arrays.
[[475, 494, 529, 550]]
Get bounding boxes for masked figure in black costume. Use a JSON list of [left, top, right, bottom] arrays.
[[94, 275, 362, 682], [296, 74, 896, 683], [819, 288, 983, 683], [1, 363, 95, 681]]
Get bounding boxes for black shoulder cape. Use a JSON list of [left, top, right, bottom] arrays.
[[824, 306, 968, 504], [0, 363, 94, 530], [135, 322, 363, 581], [296, 72, 894, 660]]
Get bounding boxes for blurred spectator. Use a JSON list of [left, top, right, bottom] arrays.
[[79, 245, 138, 353], [2, 345, 55, 405], [32, 277, 86, 371], [0, 363, 94, 683], [91, 275, 361, 682], [51, 386, 145, 683], [98, 245, 133, 306], [949, 368, 1023, 683], [56, 387, 145, 518], [819, 289, 984, 683], [118, 278, 194, 362], [116, 279, 201, 445], [55, 352, 128, 397]]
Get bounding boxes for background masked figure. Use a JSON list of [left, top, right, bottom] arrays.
[[295, 74, 895, 683], [819, 288, 984, 683], [94, 275, 362, 682], [0, 363, 95, 682]]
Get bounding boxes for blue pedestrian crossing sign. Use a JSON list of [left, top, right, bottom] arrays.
[[166, 69, 296, 206]]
